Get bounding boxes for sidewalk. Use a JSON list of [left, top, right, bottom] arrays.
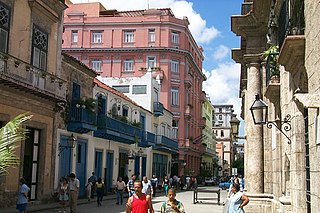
[[1, 193, 119, 213]]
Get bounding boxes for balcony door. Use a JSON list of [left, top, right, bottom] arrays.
[[105, 152, 114, 192], [94, 150, 103, 178]]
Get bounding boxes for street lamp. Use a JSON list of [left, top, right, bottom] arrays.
[[58, 134, 77, 156], [230, 114, 246, 140], [250, 94, 292, 144]]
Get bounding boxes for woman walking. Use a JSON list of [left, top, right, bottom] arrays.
[[96, 177, 105, 206], [162, 176, 170, 196]]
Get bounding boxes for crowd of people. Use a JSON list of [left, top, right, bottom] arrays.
[[16, 172, 248, 213]]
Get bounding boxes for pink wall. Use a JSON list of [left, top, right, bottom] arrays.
[[63, 2, 205, 176]]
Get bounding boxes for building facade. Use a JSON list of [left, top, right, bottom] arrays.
[[62, 1, 206, 176], [212, 104, 234, 177], [232, 0, 320, 212], [200, 95, 217, 177], [0, 0, 67, 207]]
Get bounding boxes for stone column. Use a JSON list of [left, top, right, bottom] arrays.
[[244, 55, 264, 194]]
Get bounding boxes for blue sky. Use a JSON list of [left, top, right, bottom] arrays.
[[71, 0, 244, 121]]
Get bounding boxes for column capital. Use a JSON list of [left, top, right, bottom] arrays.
[[243, 53, 263, 65]]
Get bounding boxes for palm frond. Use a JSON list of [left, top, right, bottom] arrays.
[[0, 113, 32, 175]]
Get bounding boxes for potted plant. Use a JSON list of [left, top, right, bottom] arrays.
[[263, 45, 280, 78]]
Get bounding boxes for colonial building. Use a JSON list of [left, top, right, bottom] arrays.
[[200, 95, 217, 177], [232, 0, 319, 212], [62, 1, 206, 176], [212, 104, 234, 176], [0, 0, 67, 207]]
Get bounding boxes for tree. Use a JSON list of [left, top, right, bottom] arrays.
[[0, 113, 32, 175]]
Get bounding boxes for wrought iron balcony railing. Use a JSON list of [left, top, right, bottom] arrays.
[[278, 0, 305, 49], [153, 102, 164, 117]]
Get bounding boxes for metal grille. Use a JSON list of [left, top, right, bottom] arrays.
[[304, 109, 311, 213]]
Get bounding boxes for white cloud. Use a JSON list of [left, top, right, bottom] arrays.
[[203, 62, 242, 117], [213, 45, 230, 60], [70, 0, 219, 44]]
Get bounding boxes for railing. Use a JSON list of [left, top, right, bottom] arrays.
[[205, 147, 216, 155], [97, 115, 142, 138], [278, 0, 305, 49], [184, 74, 193, 88], [156, 135, 178, 150], [241, 2, 253, 15], [153, 102, 164, 117], [68, 106, 97, 125], [0, 51, 66, 101], [140, 131, 156, 147]]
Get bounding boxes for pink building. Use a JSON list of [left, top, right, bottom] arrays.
[[62, 1, 206, 176]]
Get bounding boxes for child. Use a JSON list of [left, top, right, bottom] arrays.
[[160, 188, 185, 213], [58, 177, 69, 213]]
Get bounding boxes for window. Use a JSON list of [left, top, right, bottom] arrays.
[[0, 3, 10, 53], [112, 85, 129, 93], [122, 106, 128, 117], [32, 26, 48, 70], [71, 31, 78, 43], [124, 30, 134, 43], [92, 32, 102, 43], [72, 82, 81, 101], [219, 115, 222, 120], [171, 60, 179, 73], [219, 108, 222, 113], [91, 59, 102, 72], [161, 125, 166, 136], [221, 130, 224, 137], [123, 59, 134, 71], [171, 88, 179, 105], [132, 85, 147, 94], [171, 32, 179, 44], [147, 56, 156, 68], [148, 29, 155, 42]]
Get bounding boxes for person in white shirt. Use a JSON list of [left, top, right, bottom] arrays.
[[142, 176, 152, 196]]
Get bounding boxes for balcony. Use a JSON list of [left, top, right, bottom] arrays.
[[67, 106, 97, 133], [200, 91, 206, 103], [184, 74, 193, 88], [0, 52, 66, 102], [205, 147, 216, 156], [184, 104, 192, 119], [153, 102, 164, 117], [198, 117, 206, 129], [154, 135, 179, 153], [94, 115, 142, 144], [140, 131, 156, 147]]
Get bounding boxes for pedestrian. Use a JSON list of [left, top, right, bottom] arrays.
[[228, 178, 242, 197], [142, 176, 152, 196], [162, 175, 170, 196], [126, 180, 154, 213], [160, 188, 185, 213], [151, 174, 158, 197], [16, 178, 30, 213], [228, 183, 249, 213], [85, 181, 92, 201], [88, 172, 97, 199], [58, 177, 69, 213], [68, 173, 80, 213], [180, 175, 185, 190], [127, 174, 136, 197], [96, 177, 104, 206], [116, 177, 126, 205]]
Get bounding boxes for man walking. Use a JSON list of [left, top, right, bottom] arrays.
[[151, 175, 158, 197], [127, 174, 136, 197], [88, 172, 97, 199], [68, 173, 80, 213], [126, 181, 154, 213]]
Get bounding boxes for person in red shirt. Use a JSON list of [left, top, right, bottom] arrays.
[[126, 180, 154, 213]]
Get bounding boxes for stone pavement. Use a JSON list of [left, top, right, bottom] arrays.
[[2, 186, 228, 213]]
